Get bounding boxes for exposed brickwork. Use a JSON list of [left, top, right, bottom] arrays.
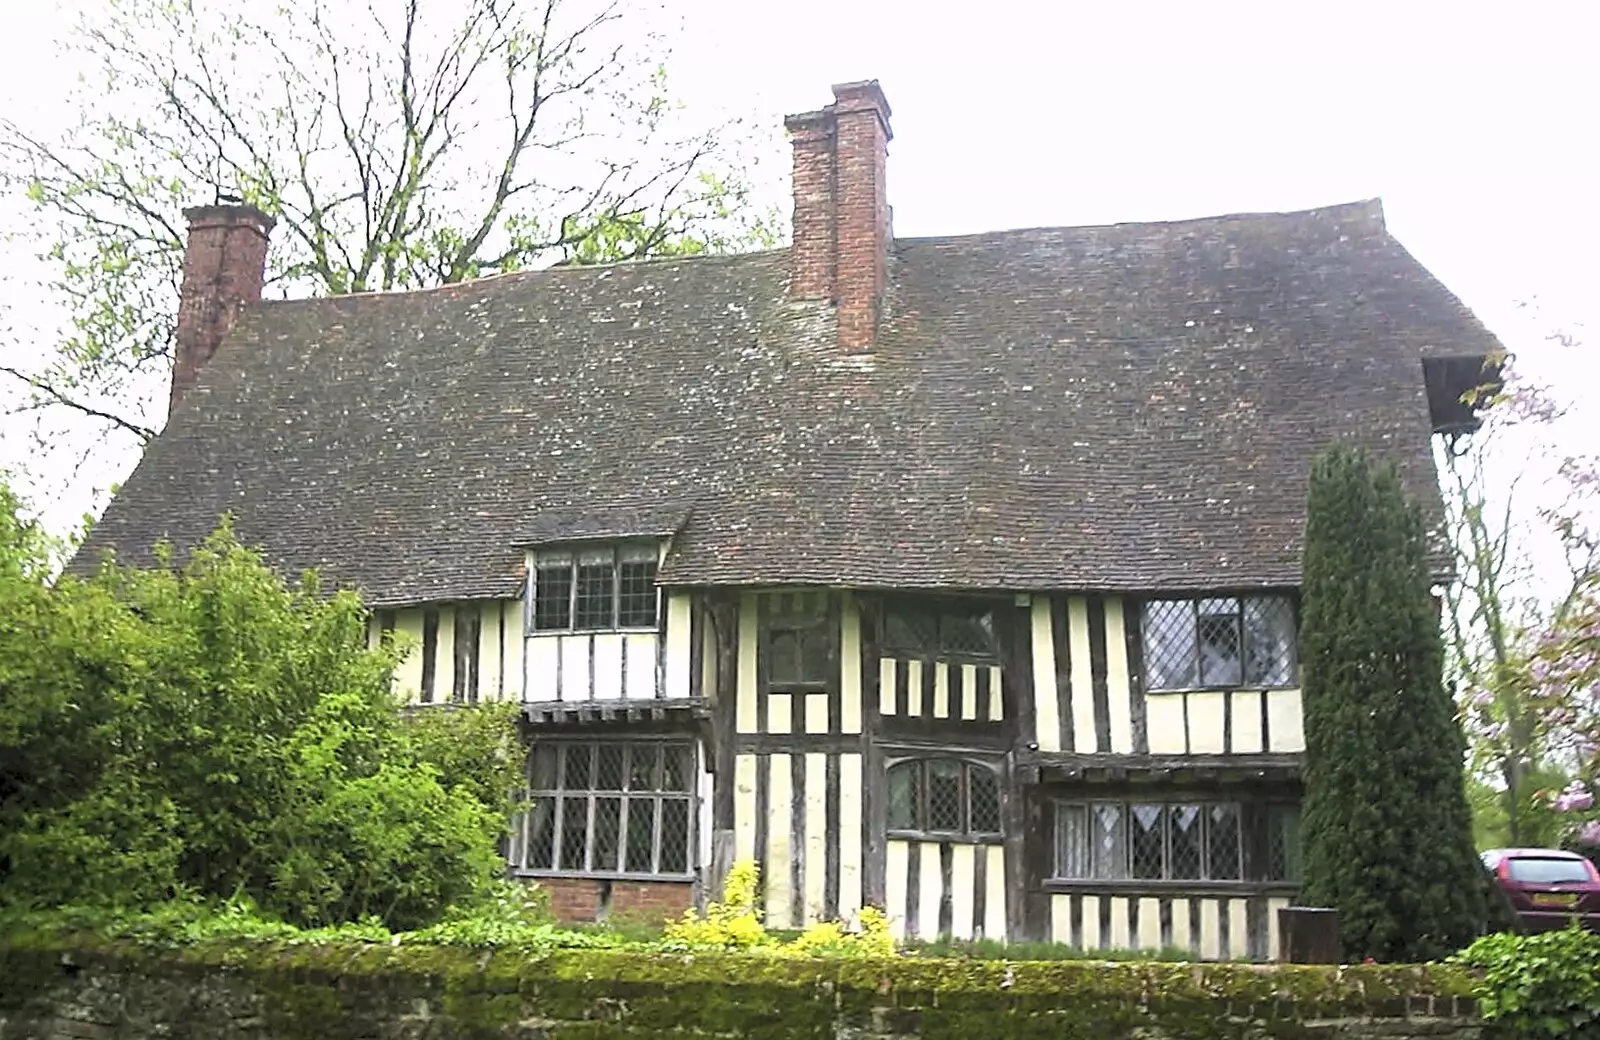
[[609, 879, 693, 921], [538, 877, 601, 923], [536, 877, 692, 925], [784, 81, 893, 354], [829, 82, 891, 355], [170, 205, 274, 414], [784, 109, 835, 303]]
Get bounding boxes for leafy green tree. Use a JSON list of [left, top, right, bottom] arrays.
[[0, 489, 522, 929], [0, 0, 782, 450], [1298, 444, 1487, 961]]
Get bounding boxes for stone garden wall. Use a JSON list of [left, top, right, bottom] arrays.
[[0, 934, 1485, 1039]]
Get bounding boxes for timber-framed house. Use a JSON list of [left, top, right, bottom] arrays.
[[78, 80, 1502, 960]]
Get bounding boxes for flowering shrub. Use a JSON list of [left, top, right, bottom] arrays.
[[662, 860, 768, 950], [664, 860, 897, 957], [786, 906, 894, 958]]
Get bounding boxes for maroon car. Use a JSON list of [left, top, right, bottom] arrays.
[[1481, 848, 1600, 933]]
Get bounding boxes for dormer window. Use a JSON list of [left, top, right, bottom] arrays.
[[532, 544, 659, 632]]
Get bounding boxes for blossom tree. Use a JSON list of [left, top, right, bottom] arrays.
[[1445, 334, 1600, 852]]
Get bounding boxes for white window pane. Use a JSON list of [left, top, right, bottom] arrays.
[[1244, 596, 1297, 686], [1057, 804, 1089, 878], [1143, 600, 1198, 690], [1197, 606, 1242, 686], [1090, 803, 1128, 879]]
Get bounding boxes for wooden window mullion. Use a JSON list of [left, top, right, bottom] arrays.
[[567, 560, 578, 633], [651, 796, 664, 875], [611, 546, 620, 629], [551, 787, 565, 872], [617, 794, 631, 875], [1189, 600, 1201, 689]]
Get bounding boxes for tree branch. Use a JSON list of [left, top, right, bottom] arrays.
[[0, 365, 157, 441]]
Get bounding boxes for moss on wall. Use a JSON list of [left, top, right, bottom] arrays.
[[0, 932, 1483, 1040]]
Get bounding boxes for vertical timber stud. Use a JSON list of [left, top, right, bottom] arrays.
[[1050, 595, 1075, 754], [1088, 597, 1112, 754], [708, 593, 739, 901], [824, 591, 843, 921], [689, 593, 705, 700], [997, 599, 1037, 941], [859, 594, 888, 910], [420, 607, 440, 704], [1125, 597, 1149, 753]]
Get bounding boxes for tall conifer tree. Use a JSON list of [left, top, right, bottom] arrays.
[[1298, 445, 1486, 961]]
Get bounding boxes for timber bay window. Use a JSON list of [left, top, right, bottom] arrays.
[[882, 600, 997, 660], [887, 758, 1002, 838], [532, 544, 658, 632], [1141, 595, 1296, 691], [521, 742, 693, 877], [1055, 801, 1243, 881]]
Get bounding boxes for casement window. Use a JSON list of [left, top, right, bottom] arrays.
[[887, 757, 1002, 838], [532, 544, 658, 632], [1140, 595, 1296, 691], [521, 742, 693, 877], [1055, 801, 1243, 881], [765, 623, 831, 688], [882, 600, 997, 660], [761, 594, 834, 691]]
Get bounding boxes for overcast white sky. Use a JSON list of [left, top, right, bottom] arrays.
[[1, 0, 1595, 580]]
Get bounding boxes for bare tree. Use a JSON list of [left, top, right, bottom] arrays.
[[1, 0, 782, 457]]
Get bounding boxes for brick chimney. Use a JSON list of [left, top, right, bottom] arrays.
[[170, 202, 274, 412], [785, 81, 892, 354]]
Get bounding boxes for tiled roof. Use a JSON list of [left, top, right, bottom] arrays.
[[75, 199, 1498, 606]]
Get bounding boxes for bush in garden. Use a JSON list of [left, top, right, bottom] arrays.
[[1453, 925, 1600, 1039], [0, 488, 518, 930]]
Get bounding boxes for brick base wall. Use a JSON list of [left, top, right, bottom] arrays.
[[534, 877, 693, 924]]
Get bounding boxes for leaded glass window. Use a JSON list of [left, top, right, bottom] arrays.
[[1054, 800, 1244, 881], [882, 600, 998, 660], [1268, 804, 1302, 882], [521, 742, 693, 877], [1141, 595, 1297, 691], [766, 625, 831, 686], [885, 758, 1002, 838]]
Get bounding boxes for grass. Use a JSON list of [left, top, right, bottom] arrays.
[[903, 936, 1199, 961]]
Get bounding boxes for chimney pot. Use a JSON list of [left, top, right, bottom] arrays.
[[786, 80, 893, 354], [170, 204, 274, 414]]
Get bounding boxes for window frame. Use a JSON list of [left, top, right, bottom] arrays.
[[881, 597, 1000, 662], [1138, 593, 1299, 693], [886, 756, 1003, 841], [517, 739, 696, 881], [1053, 798, 1246, 883], [529, 542, 661, 635]]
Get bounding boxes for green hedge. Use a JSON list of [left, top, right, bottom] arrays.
[[0, 932, 1484, 1040]]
